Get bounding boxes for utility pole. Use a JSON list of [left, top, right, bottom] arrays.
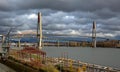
[[37, 12, 42, 50], [92, 21, 96, 48]]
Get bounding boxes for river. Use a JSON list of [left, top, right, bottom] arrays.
[[42, 47, 120, 69]]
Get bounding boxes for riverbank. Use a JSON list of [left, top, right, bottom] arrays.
[[0, 56, 60, 72], [0, 56, 119, 72], [0, 58, 38, 72]]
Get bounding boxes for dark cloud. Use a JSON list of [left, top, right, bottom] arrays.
[[0, 0, 120, 12], [0, 0, 120, 39], [94, 8, 117, 19]]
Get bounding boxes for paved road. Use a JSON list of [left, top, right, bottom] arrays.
[[0, 63, 15, 72], [0, 44, 15, 72]]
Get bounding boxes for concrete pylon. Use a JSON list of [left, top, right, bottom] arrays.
[[18, 39, 21, 48], [92, 21, 96, 48], [2, 35, 5, 44], [37, 12, 42, 50]]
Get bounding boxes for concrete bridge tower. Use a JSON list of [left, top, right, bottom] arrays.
[[92, 21, 96, 48], [37, 12, 42, 50]]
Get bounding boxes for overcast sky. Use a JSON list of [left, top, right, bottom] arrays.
[[0, 0, 120, 39]]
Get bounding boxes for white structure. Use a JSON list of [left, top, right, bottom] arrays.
[[37, 12, 42, 49], [92, 21, 96, 48], [0, 35, 5, 44]]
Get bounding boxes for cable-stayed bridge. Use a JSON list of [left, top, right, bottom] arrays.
[[3, 33, 114, 43]]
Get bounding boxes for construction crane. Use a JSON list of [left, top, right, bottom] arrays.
[[2, 28, 12, 55]]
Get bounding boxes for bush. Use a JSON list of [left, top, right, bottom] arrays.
[[1, 56, 59, 72], [39, 64, 59, 72]]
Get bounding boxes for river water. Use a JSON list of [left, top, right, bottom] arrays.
[[42, 47, 120, 69]]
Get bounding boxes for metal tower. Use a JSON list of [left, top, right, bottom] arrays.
[[37, 12, 42, 50], [92, 21, 96, 48], [2, 28, 12, 55]]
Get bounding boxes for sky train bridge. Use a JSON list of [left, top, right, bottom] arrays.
[[4, 33, 118, 48]]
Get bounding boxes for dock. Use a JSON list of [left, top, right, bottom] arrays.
[[47, 57, 120, 72]]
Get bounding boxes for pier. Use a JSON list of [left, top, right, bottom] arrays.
[[46, 57, 120, 72]]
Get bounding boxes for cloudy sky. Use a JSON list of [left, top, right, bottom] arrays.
[[0, 0, 120, 39]]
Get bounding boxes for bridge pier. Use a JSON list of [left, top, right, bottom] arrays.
[[92, 21, 96, 48], [37, 12, 42, 50]]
